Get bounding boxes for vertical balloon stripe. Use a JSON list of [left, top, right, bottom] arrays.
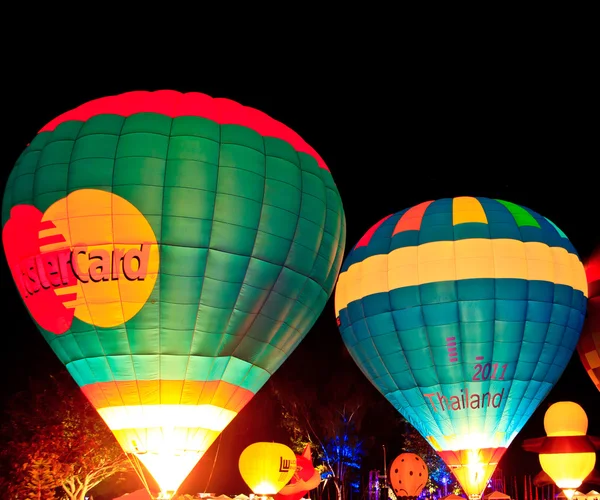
[[392, 200, 434, 235], [355, 214, 393, 249], [543, 216, 568, 238], [452, 196, 488, 225], [495, 199, 541, 228]]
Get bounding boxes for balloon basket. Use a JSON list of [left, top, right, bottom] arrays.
[[156, 492, 175, 500]]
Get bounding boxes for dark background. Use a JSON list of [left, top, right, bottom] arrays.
[[1, 57, 598, 495]]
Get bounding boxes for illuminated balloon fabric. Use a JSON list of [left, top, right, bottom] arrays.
[[576, 246, 600, 391], [334, 197, 587, 497], [389, 453, 428, 498], [239, 442, 297, 495], [1, 90, 346, 493]]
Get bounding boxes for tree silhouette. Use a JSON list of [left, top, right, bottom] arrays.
[[270, 345, 381, 500], [0, 370, 132, 500]]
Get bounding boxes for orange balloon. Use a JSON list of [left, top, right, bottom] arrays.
[[389, 453, 429, 498]]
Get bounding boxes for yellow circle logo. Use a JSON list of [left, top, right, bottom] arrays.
[[31, 189, 160, 329]]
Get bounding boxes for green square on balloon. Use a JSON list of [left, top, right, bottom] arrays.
[[160, 216, 212, 248], [78, 114, 125, 136], [210, 221, 257, 256], [285, 241, 316, 276], [160, 303, 198, 330], [72, 134, 119, 161], [160, 274, 202, 304], [131, 354, 158, 380], [117, 132, 169, 160], [68, 158, 114, 189], [96, 328, 130, 356], [221, 124, 265, 153], [113, 184, 164, 216], [160, 329, 193, 355], [266, 156, 301, 188], [160, 245, 207, 277], [219, 143, 265, 176], [121, 113, 172, 135], [167, 137, 220, 165], [127, 327, 159, 354], [171, 116, 219, 142], [34, 163, 68, 195], [39, 140, 74, 169], [260, 204, 299, 240]]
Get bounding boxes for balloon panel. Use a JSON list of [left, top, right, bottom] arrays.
[[335, 197, 587, 494], [576, 247, 600, 391], [2, 91, 346, 493]]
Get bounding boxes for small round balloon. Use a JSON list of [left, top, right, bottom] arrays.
[[389, 453, 429, 498], [239, 442, 297, 495]]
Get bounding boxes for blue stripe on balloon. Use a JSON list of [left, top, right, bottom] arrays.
[[338, 278, 586, 450]]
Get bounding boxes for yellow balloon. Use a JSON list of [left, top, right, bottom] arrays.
[[389, 453, 429, 498], [540, 402, 596, 498], [239, 442, 297, 495]]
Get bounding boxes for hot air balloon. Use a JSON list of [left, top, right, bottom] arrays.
[[334, 197, 587, 499], [239, 442, 297, 496], [2, 90, 346, 497], [522, 402, 600, 499], [389, 453, 428, 499], [576, 246, 600, 391]]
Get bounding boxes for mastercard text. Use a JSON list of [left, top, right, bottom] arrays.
[[17, 244, 152, 297]]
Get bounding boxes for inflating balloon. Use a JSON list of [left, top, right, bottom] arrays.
[[335, 197, 587, 499], [576, 246, 600, 391], [389, 453, 428, 498], [2, 90, 346, 497], [239, 442, 297, 495]]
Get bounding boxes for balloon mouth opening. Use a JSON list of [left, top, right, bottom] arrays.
[[157, 492, 176, 500], [439, 447, 505, 498], [132, 450, 203, 498]]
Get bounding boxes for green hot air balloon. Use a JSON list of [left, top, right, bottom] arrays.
[[1, 90, 346, 496]]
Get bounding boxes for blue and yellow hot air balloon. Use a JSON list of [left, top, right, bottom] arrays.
[[335, 197, 587, 499], [1, 90, 346, 497]]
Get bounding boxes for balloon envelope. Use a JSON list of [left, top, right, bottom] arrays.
[[389, 452, 428, 497], [576, 246, 600, 391], [2, 90, 346, 494], [239, 442, 297, 495], [335, 197, 587, 498], [539, 403, 596, 492]]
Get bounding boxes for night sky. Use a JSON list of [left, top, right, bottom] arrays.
[[1, 66, 598, 495]]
